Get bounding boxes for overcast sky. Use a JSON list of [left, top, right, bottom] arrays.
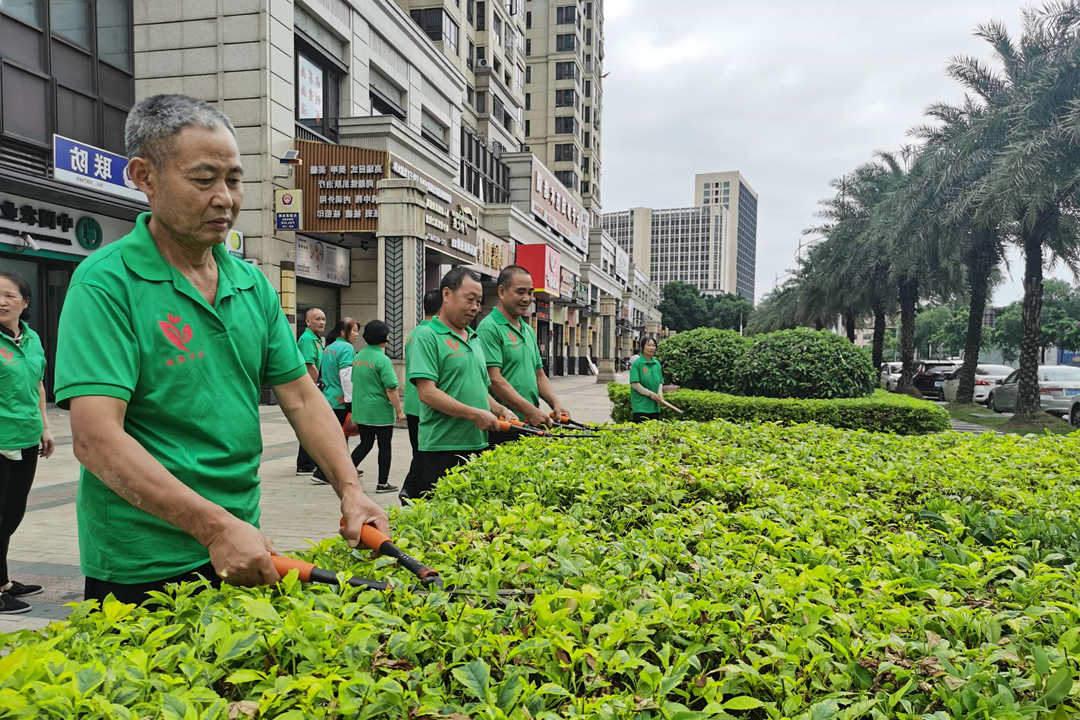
[[599, 0, 1073, 305]]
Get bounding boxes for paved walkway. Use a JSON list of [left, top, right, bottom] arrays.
[[1, 374, 619, 633]]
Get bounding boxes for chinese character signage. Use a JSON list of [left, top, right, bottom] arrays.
[[0, 193, 132, 257], [530, 159, 589, 256], [296, 236, 350, 286], [476, 229, 511, 274], [390, 157, 479, 261], [52, 135, 147, 203], [296, 141, 389, 233], [274, 189, 302, 230]]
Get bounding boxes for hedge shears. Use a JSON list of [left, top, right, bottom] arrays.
[[495, 417, 599, 439], [270, 524, 532, 600]]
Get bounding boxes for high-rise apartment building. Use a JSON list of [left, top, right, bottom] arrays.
[[602, 171, 758, 302], [523, 0, 604, 213], [694, 171, 758, 300]]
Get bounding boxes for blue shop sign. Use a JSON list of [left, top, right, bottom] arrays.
[[53, 134, 147, 203]]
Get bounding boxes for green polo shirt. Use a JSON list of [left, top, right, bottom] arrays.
[[0, 321, 45, 450], [320, 338, 355, 409], [53, 212, 308, 584], [476, 307, 543, 419], [629, 356, 663, 415], [297, 328, 323, 371], [402, 320, 431, 417], [351, 345, 398, 426], [408, 317, 491, 452]]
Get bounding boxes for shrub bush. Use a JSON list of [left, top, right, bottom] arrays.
[[7, 423, 1080, 716], [736, 327, 876, 399], [609, 383, 949, 434], [655, 328, 749, 392]]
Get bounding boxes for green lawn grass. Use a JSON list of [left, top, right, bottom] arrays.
[[946, 402, 1074, 435]]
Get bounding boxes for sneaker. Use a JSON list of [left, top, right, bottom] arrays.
[[6, 581, 42, 598], [296, 467, 315, 476], [0, 593, 30, 614], [375, 483, 399, 494], [310, 474, 330, 486]]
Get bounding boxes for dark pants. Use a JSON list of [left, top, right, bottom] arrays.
[[403, 414, 420, 492], [312, 408, 351, 481], [632, 412, 661, 423], [351, 425, 394, 486], [487, 429, 520, 450], [403, 451, 471, 500], [85, 561, 220, 605], [0, 447, 38, 586], [296, 444, 315, 473]]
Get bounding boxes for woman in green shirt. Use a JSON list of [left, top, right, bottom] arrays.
[[311, 319, 359, 485], [629, 337, 665, 422], [0, 271, 55, 614], [351, 321, 405, 493]]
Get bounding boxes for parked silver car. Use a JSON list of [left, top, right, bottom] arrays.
[[941, 364, 1014, 404], [988, 365, 1080, 422], [879, 362, 903, 391]]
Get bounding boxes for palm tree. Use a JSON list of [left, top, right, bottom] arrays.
[[967, 5, 1080, 418]]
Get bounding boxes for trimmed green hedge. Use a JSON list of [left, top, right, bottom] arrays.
[[735, 327, 877, 399], [5, 423, 1080, 716], [655, 328, 748, 392], [609, 383, 950, 434]]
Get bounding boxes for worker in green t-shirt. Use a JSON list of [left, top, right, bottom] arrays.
[[629, 337, 665, 421], [402, 289, 443, 494], [310, 318, 359, 485], [477, 265, 570, 446], [404, 268, 513, 499], [294, 307, 326, 475], [0, 271, 55, 615], [347, 320, 405, 494], [53, 94, 388, 605]]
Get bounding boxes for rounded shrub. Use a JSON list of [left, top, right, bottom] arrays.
[[655, 328, 749, 392], [736, 327, 876, 399]]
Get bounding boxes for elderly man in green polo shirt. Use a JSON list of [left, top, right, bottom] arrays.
[[295, 307, 325, 475], [403, 267, 514, 499], [477, 264, 570, 446], [53, 94, 388, 605]]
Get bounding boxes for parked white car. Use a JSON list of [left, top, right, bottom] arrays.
[[989, 365, 1080, 423], [879, 362, 903, 391], [941, 364, 1014, 404]]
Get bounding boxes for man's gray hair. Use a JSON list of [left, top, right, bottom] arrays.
[[125, 94, 236, 167]]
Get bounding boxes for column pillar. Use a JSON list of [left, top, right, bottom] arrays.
[[597, 295, 617, 383], [376, 178, 427, 380], [578, 315, 592, 374]]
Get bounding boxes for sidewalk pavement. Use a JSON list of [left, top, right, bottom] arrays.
[[1, 373, 621, 633]]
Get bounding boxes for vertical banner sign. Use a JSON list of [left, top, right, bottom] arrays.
[[295, 141, 388, 233], [274, 189, 302, 230]]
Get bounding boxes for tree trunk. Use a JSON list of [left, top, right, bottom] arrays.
[[871, 302, 887, 369], [843, 310, 857, 343], [1014, 215, 1050, 419], [898, 277, 918, 392], [956, 229, 996, 405]]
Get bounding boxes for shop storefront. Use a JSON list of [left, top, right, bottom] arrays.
[[294, 235, 351, 333]]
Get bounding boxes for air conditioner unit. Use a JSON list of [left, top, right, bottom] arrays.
[[478, 58, 489, 68]]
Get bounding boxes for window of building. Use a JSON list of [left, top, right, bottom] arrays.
[[584, 79, 591, 97], [296, 44, 342, 141], [584, 130, 590, 148], [410, 8, 458, 55], [526, 10, 531, 28], [421, 109, 449, 151], [369, 66, 405, 122], [555, 61, 576, 80], [1, 0, 42, 26], [477, 1, 486, 29], [555, 116, 576, 134], [493, 13, 503, 46], [525, 38, 531, 55], [585, 2, 593, 19], [475, 90, 487, 113], [555, 5, 576, 24], [524, 93, 531, 110], [555, 88, 576, 107], [583, 105, 591, 122], [468, 40, 475, 69], [556, 33, 576, 52], [51, 0, 91, 47], [525, 65, 531, 83], [96, 0, 132, 71], [467, 0, 474, 25], [555, 170, 577, 191], [459, 127, 510, 203], [554, 143, 576, 162], [585, 28, 592, 46], [525, 119, 530, 136], [476, 45, 486, 64]]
